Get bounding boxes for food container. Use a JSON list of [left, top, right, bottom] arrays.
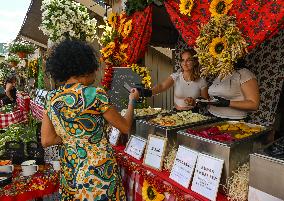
[[135, 114, 219, 146], [249, 137, 284, 200], [177, 121, 270, 190]]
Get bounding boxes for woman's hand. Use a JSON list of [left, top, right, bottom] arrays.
[[129, 88, 140, 101], [184, 97, 196, 107]]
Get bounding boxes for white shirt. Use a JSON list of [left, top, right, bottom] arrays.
[[208, 68, 256, 119], [170, 72, 207, 108]]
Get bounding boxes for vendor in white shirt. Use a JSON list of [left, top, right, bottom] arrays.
[[151, 49, 209, 111], [208, 59, 260, 120]]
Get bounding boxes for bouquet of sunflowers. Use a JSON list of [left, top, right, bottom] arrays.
[[195, 0, 247, 78], [97, 12, 132, 67]]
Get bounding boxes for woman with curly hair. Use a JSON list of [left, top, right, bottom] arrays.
[[41, 39, 139, 200]]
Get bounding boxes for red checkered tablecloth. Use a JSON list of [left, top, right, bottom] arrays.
[[0, 109, 28, 129], [30, 100, 44, 121], [16, 93, 30, 113]]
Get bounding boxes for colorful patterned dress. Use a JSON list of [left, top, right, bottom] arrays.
[[44, 83, 126, 201]]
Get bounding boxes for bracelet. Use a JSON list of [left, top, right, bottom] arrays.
[[129, 99, 137, 107]]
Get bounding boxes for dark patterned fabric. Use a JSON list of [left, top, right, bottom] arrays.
[[246, 29, 284, 126], [164, 0, 284, 51]]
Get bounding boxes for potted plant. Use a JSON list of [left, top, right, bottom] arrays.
[[6, 55, 20, 67], [8, 41, 36, 59]]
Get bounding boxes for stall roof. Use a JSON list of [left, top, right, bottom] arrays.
[[17, 0, 106, 48], [17, 0, 48, 48]]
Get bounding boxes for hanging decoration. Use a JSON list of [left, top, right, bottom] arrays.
[[129, 64, 152, 88], [40, 0, 97, 44], [97, 12, 132, 67], [195, 15, 247, 78], [209, 0, 233, 18], [101, 66, 114, 90], [100, 6, 152, 91], [164, 0, 284, 51], [28, 59, 38, 78], [142, 180, 165, 201], [179, 0, 194, 16]]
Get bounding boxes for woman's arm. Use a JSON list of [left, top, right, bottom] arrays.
[[5, 83, 14, 100], [151, 76, 174, 96], [41, 113, 62, 147], [200, 87, 209, 99], [103, 88, 139, 134], [229, 79, 260, 111]]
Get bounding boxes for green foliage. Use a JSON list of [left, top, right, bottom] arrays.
[[37, 56, 44, 89], [0, 115, 39, 155], [8, 40, 35, 54], [6, 55, 20, 63], [125, 0, 164, 15]]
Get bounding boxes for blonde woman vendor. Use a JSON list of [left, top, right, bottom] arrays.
[[151, 49, 209, 111]]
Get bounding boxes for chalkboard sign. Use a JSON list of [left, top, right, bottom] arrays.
[[108, 67, 142, 111]]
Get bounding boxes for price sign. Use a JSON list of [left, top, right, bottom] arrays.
[[169, 146, 198, 188], [143, 135, 167, 170], [191, 153, 224, 201], [124, 135, 147, 160], [109, 127, 120, 146]]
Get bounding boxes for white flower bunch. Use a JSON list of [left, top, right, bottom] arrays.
[[39, 0, 97, 44]]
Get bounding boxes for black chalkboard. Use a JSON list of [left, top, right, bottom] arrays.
[[108, 67, 142, 111]]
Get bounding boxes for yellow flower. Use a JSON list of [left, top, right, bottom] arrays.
[[179, 0, 194, 16], [108, 12, 117, 27], [122, 20, 132, 38], [209, 0, 233, 18], [120, 43, 128, 51], [208, 37, 227, 58], [142, 181, 164, 201], [114, 52, 128, 63]]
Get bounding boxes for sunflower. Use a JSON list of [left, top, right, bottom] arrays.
[[114, 52, 128, 63], [122, 20, 132, 38], [108, 12, 117, 27], [142, 180, 164, 201], [179, 0, 194, 16], [100, 42, 115, 58], [209, 0, 233, 18], [209, 37, 227, 57]]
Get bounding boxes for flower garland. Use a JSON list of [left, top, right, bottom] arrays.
[[99, 12, 133, 90], [40, 0, 97, 44], [98, 12, 132, 67], [195, 14, 247, 77], [28, 59, 38, 77], [129, 64, 152, 88], [142, 180, 165, 201], [101, 66, 114, 90], [179, 0, 194, 16]]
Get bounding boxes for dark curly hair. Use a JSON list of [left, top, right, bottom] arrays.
[[46, 40, 99, 82]]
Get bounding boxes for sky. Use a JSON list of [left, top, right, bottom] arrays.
[[0, 1, 31, 43]]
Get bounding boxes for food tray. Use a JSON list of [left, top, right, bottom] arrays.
[[177, 121, 270, 191], [135, 115, 220, 145], [184, 121, 270, 146]]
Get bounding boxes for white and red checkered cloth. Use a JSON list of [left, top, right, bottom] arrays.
[[16, 93, 30, 113], [30, 100, 44, 121], [0, 109, 28, 129]]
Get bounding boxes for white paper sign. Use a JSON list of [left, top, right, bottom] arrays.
[[248, 187, 283, 201], [109, 127, 120, 145], [125, 135, 147, 160], [144, 135, 167, 170], [191, 153, 224, 201], [169, 146, 198, 188]]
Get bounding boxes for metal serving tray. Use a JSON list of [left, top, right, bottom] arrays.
[[177, 121, 270, 190], [135, 116, 219, 146]]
